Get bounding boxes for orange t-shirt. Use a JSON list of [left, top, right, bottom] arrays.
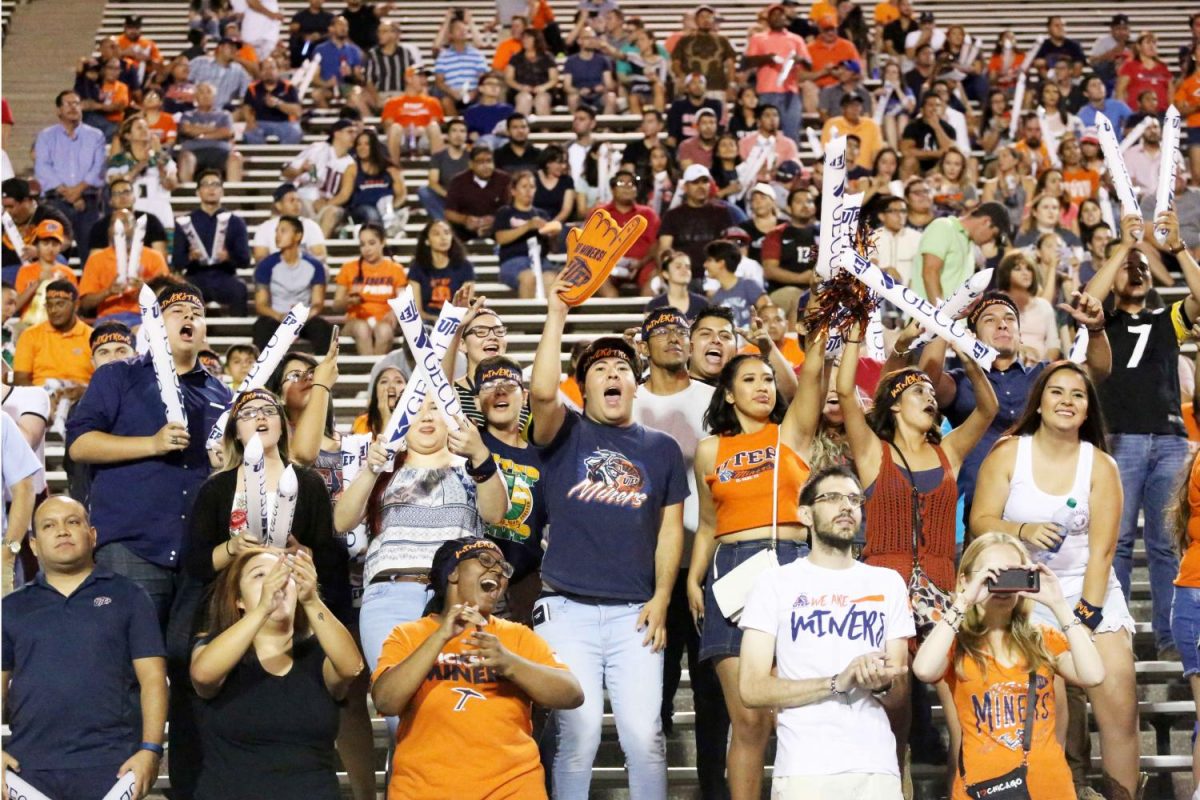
[[15, 262, 78, 296], [12, 318, 95, 386], [100, 80, 130, 123], [146, 111, 178, 145], [493, 38, 524, 71], [381, 93, 445, 129], [943, 629, 1073, 800], [1015, 140, 1052, 176], [706, 423, 811, 536], [1061, 168, 1099, 208], [352, 413, 371, 435], [1175, 73, 1200, 128], [336, 257, 408, 321], [78, 246, 169, 319], [530, 0, 554, 29], [1176, 446, 1200, 587], [372, 615, 564, 800], [117, 34, 161, 64], [807, 38, 862, 88], [559, 375, 582, 408], [1183, 402, 1200, 443], [740, 336, 805, 368]]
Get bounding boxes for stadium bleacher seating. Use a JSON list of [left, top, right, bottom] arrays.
[[2, 0, 1196, 796]]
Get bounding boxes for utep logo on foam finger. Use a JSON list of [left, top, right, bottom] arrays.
[[560, 256, 593, 288], [435, 316, 460, 337]]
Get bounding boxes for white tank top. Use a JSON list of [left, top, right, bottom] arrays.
[[1001, 436, 1093, 578]]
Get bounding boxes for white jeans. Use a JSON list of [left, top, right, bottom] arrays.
[[533, 595, 666, 800]]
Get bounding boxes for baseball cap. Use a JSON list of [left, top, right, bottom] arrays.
[[696, 4, 716, 13], [273, 182, 298, 202], [918, 11, 935, 23], [123, 14, 143, 26], [33, 220, 67, 244], [327, 118, 356, 141], [840, 92, 865, 107], [2, 178, 32, 202], [839, 59, 862, 74], [685, 72, 707, 87], [682, 163, 712, 183], [1080, 127, 1100, 144], [774, 160, 802, 181], [816, 14, 837, 29], [694, 107, 717, 121], [751, 182, 777, 200], [1110, 13, 1129, 25], [722, 226, 752, 243]]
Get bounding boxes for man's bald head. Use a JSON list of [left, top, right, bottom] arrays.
[[33, 495, 88, 527], [30, 496, 96, 573]]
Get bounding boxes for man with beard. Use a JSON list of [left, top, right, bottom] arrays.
[[1085, 212, 1199, 660], [12, 281, 92, 389], [761, 187, 817, 321], [738, 466, 911, 799], [900, 92, 957, 174], [666, 73, 723, 149], [596, 171, 661, 294], [678, 107, 719, 170], [493, 113, 542, 173], [670, 5, 737, 102], [631, 308, 729, 800], [1124, 116, 1167, 196], [1013, 112, 1053, 176], [529, 277, 689, 800], [33, 92, 105, 260], [659, 165, 736, 284], [920, 289, 1110, 521]]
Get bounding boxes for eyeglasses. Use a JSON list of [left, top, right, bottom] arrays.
[[812, 491, 867, 508], [236, 405, 282, 421], [284, 368, 315, 383], [479, 378, 522, 394], [648, 325, 689, 340], [468, 550, 514, 579], [466, 325, 507, 339]]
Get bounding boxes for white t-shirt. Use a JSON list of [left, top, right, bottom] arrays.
[[2, 385, 49, 494], [253, 215, 327, 254], [740, 558, 914, 779], [905, 28, 946, 53], [633, 380, 715, 538], [239, 0, 281, 47], [288, 142, 355, 200]]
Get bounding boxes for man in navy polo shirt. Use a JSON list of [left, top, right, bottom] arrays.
[[529, 276, 688, 800], [66, 281, 232, 627], [919, 289, 1110, 520], [1, 496, 166, 800]]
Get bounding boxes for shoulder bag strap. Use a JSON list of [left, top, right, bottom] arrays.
[[889, 442, 924, 556], [770, 425, 780, 552], [1021, 670, 1037, 760]]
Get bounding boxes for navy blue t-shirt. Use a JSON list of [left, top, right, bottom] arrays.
[[406, 259, 476, 317], [482, 430, 546, 582], [2, 569, 165, 769], [535, 410, 689, 602], [494, 204, 552, 263], [563, 52, 612, 91], [464, 101, 515, 138]]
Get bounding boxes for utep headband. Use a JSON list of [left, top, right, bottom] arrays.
[[90, 329, 133, 352], [576, 342, 637, 385], [474, 363, 523, 389], [642, 307, 689, 339], [967, 292, 1020, 332], [435, 539, 504, 588], [230, 388, 279, 417], [158, 287, 205, 312], [45, 286, 78, 301], [887, 370, 933, 402]]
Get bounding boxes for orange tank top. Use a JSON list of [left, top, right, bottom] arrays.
[[706, 423, 810, 537]]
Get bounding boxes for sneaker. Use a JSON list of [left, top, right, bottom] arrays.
[[1076, 786, 1104, 800], [1157, 645, 1181, 661]]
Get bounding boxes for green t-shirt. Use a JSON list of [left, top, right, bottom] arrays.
[[910, 217, 972, 301]]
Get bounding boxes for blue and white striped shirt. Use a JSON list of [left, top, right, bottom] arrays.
[[434, 44, 488, 93]]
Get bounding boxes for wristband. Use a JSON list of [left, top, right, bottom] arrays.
[[1017, 523, 1026, 542], [313, 383, 331, 393], [1169, 244, 1186, 255], [830, 675, 847, 697], [1073, 598, 1103, 631], [139, 742, 164, 757], [466, 454, 498, 482], [1085, 325, 1106, 333]]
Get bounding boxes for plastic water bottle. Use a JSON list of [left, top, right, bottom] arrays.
[[1047, 498, 1089, 553]]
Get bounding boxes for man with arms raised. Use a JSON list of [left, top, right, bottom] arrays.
[[529, 276, 689, 800], [739, 466, 912, 799]]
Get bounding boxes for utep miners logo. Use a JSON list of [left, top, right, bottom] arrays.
[[397, 299, 419, 324], [560, 255, 593, 288], [567, 449, 648, 508], [715, 446, 776, 484], [452, 687, 486, 711]]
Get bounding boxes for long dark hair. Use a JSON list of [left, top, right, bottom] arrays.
[[354, 129, 392, 175], [1004, 361, 1108, 451], [197, 548, 311, 647], [414, 219, 467, 268], [865, 368, 943, 444], [1169, 448, 1200, 557], [702, 354, 787, 436]]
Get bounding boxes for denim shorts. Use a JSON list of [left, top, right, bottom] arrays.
[[1172, 585, 1200, 678], [498, 255, 534, 289], [699, 538, 808, 663]]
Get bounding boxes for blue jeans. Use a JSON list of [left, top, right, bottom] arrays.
[[360, 579, 434, 740], [533, 595, 666, 800], [1172, 585, 1200, 678], [758, 91, 802, 141], [95, 541, 182, 632], [243, 120, 303, 145], [1111, 433, 1187, 649], [417, 185, 447, 222]]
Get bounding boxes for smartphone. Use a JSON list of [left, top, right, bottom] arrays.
[[988, 567, 1039, 594]]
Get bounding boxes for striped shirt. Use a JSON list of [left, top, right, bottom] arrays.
[[434, 44, 488, 93], [187, 56, 251, 109], [364, 43, 423, 94]]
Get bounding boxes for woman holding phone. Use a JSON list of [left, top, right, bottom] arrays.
[[970, 361, 1140, 798], [912, 533, 1104, 800]]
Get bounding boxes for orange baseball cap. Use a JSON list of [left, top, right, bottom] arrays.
[[817, 14, 838, 29], [33, 219, 67, 244]]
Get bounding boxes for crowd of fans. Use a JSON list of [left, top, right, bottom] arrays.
[[2, 0, 1200, 799]]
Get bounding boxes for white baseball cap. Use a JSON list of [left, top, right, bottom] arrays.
[[682, 164, 712, 183]]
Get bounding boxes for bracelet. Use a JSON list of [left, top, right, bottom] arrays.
[[225, 538, 235, 556], [1061, 617, 1085, 635], [139, 742, 164, 757], [1085, 325, 1106, 333], [942, 605, 965, 631], [844, 338, 862, 344], [313, 383, 331, 393], [1017, 523, 1026, 542], [466, 454, 498, 482], [830, 675, 847, 697], [871, 680, 894, 697], [1169, 244, 1186, 255]]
